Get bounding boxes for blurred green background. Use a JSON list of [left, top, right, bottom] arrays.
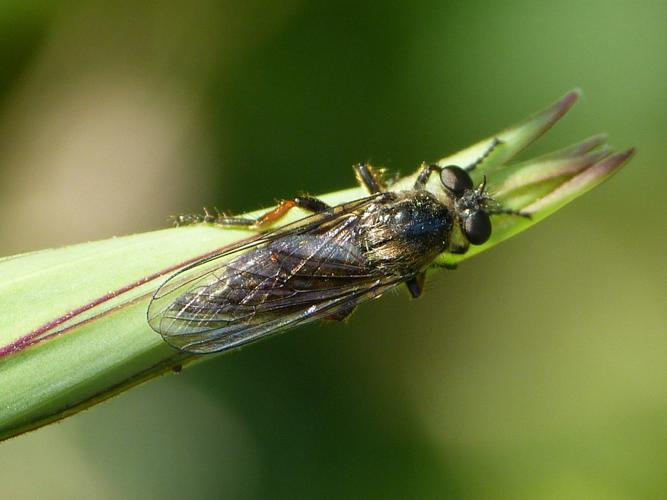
[[0, 1, 665, 498]]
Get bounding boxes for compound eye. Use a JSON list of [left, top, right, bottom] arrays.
[[463, 210, 492, 245], [440, 166, 473, 195]]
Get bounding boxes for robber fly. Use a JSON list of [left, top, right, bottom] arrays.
[[147, 139, 525, 354]]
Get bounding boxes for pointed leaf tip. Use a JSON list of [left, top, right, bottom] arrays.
[[518, 89, 580, 139], [434, 91, 582, 175], [585, 147, 635, 178], [523, 147, 634, 215]]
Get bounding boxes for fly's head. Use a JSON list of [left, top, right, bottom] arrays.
[[438, 165, 529, 250]]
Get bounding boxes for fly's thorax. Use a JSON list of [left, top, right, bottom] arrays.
[[358, 190, 454, 272], [428, 186, 471, 254]]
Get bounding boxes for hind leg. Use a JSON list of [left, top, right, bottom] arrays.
[[174, 196, 330, 229]]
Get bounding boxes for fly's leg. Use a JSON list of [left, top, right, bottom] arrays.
[[413, 138, 504, 188], [464, 137, 502, 172], [414, 163, 443, 189], [248, 196, 330, 228], [174, 196, 330, 229], [178, 163, 388, 227], [431, 261, 458, 270], [323, 302, 357, 321], [405, 272, 426, 299], [172, 207, 247, 227], [354, 163, 386, 194], [449, 241, 470, 255], [487, 206, 532, 218]]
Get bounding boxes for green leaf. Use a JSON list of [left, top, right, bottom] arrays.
[[0, 90, 634, 440]]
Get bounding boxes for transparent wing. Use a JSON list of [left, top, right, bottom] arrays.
[[148, 195, 383, 306], [147, 194, 404, 353]]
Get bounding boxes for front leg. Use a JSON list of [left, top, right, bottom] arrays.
[[413, 137, 504, 189], [414, 163, 443, 190], [464, 137, 502, 172]]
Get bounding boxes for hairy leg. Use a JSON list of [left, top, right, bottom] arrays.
[[174, 196, 330, 229]]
